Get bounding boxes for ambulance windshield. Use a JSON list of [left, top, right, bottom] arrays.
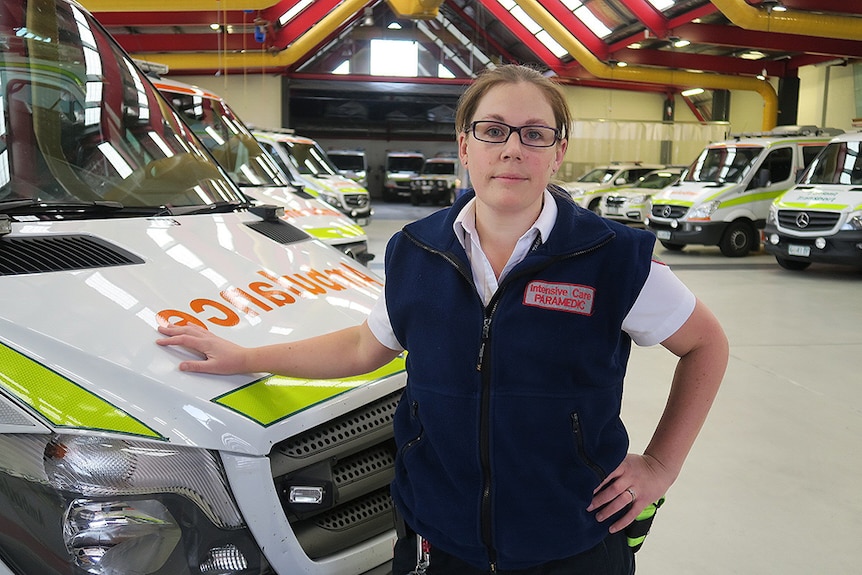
[[802, 141, 862, 186], [685, 146, 762, 184], [0, 1, 244, 210]]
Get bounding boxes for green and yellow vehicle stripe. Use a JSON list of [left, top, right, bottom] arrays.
[[215, 356, 406, 426], [0, 343, 162, 438]]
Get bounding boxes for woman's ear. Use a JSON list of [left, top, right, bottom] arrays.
[[458, 131, 469, 166]]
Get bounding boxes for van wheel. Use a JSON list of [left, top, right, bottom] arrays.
[[660, 241, 684, 251], [776, 257, 811, 271], [588, 198, 602, 213], [719, 221, 757, 257]]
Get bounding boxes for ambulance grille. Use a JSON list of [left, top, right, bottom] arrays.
[[777, 210, 840, 232], [0, 235, 143, 276], [269, 389, 402, 560]]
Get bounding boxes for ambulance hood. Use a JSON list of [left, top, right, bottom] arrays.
[[241, 185, 367, 241], [0, 212, 401, 456], [651, 180, 734, 204], [300, 173, 368, 195], [773, 183, 862, 211]]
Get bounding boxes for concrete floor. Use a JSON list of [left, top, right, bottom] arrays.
[[364, 203, 862, 575]]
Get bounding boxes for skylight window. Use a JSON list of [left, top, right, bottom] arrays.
[[278, 0, 312, 27], [497, 0, 572, 60], [370, 39, 418, 76], [646, 0, 675, 10]]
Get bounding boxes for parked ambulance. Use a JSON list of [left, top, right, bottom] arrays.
[[254, 130, 373, 224], [150, 76, 373, 265], [0, 2, 404, 574], [646, 126, 839, 257], [560, 162, 664, 212], [765, 130, 862, 270]]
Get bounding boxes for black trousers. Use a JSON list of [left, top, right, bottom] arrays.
[[392, 529, 635, 575]]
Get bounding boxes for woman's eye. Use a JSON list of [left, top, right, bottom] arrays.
[[484, 126, 504, 138]]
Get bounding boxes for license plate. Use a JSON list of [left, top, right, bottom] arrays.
[[606, 207, 621, 215], [788, 244, 810, 257], [656, 230, 671, 240]]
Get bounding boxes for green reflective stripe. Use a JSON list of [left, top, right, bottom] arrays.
[[0, 343, 162, 438], [305, 226, 365, 239], [627, 534, 647, 547], [215, 357, 406, 426], [719, 189, 786, 208], [779, 201, 849, 210]]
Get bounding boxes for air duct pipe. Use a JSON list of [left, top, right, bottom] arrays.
[[517, 0, 779, 131], [710, 0, 862, 42]]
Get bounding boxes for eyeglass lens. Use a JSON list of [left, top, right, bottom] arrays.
[[471, 121, 558, 147]]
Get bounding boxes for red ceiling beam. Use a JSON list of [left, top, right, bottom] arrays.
[[113, 32, 261, 53], [673, 23, 862, 60], [93, 11, 248, 27], [617, 0, 670, 39], [540, 0, 609, 61], [475, 0, 565, 71]]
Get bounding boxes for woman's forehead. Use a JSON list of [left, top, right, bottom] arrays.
[[474, 82, 555, 123]]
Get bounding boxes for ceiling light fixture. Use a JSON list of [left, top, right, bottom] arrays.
[[669, 36, 690, 48], [757, 68, 768, 80], [681, 87, 704, 97], [762, 0, 787, 14]]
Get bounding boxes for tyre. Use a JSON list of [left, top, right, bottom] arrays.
[[719, 221, 758, 257], [775, 257, 811, 271], [660, 241, 684, 251], [587, 198, 602, 213]]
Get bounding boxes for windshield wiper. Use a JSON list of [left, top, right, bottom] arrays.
[[164, 201, 249, 216], [0, 199, 126, 214]]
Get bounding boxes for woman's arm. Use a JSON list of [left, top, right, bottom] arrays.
[[589, 298, 729, 532], [156, 320, 401, 378]]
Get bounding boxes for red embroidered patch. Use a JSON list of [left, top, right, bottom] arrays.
[[523, 280, 595, 315]]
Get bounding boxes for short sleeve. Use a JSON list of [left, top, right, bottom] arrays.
[[623, 260, 696, 347], [366, 289, 404, 352]]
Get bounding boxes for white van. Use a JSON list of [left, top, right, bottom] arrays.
[[646, 127, 838, 257], [765, 130, 862, 270], [327, 149, 369, 188], [560, 162, 664, 212], [383, 151, 425, 202], [0, 3, 404, 574], [151, 76, 373, 264], [255, 130, 373, 224]]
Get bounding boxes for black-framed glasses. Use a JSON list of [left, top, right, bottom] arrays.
[[469, 121, 561, 148]]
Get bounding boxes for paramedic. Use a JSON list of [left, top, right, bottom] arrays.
[[157, 64, 728, 574]]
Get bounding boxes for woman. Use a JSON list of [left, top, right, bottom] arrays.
[[158, 64, 728, 574]]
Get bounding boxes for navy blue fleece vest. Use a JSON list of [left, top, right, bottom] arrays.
[[385, 191, 655, 570]]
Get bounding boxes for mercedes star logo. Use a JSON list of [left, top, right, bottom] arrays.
[[796, 212, 810, 229], [661, 205, 673, 218]]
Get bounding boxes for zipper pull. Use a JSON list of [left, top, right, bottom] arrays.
[[476, 316, 491, 371]]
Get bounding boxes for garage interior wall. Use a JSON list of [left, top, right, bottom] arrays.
[[172, 62, 856, 185]]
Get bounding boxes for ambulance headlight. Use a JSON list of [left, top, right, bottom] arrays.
[[814, 237, 827, 250], [688, 200, 720, 220], [841, 210, 862, 231], [766, 204, 778, 225], [319, 191, 342, 208], [0, 434, 265, 575]]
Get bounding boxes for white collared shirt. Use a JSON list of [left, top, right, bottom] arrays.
[[367, 189, 695, 351]]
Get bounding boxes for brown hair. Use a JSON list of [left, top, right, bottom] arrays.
[[454, 64, 571, 141]]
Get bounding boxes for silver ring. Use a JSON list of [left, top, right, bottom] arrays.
[[625, 488, 636, 501]]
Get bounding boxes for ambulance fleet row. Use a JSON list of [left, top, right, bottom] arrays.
[[580, 128, 862, 270]]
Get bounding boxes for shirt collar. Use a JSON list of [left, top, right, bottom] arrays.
[[453, 188, 558, 250]]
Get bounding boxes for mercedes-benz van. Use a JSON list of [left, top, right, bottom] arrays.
[[0, 2, 404, 573]]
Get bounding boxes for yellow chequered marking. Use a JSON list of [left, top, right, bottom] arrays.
[[0, 343, 162, 438], [214, 356, 406, 426]]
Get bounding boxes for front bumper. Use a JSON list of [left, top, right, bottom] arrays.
[[764, 226, 862, 266], [645, 219, 727, 246]]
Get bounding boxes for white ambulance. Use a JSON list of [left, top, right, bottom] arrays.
[[0, 2, 403, 574], [646, 127, 838, 257], [560, 162, 664, 212], [765, 130, 862, 270], [150, 76, 373, 265], [254, 130, 373, 225]]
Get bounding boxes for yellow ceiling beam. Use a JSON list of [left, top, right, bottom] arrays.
[[130, 0, 368, 72]]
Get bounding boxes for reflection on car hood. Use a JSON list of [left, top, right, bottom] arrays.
[[0, 212, 402, 455]]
